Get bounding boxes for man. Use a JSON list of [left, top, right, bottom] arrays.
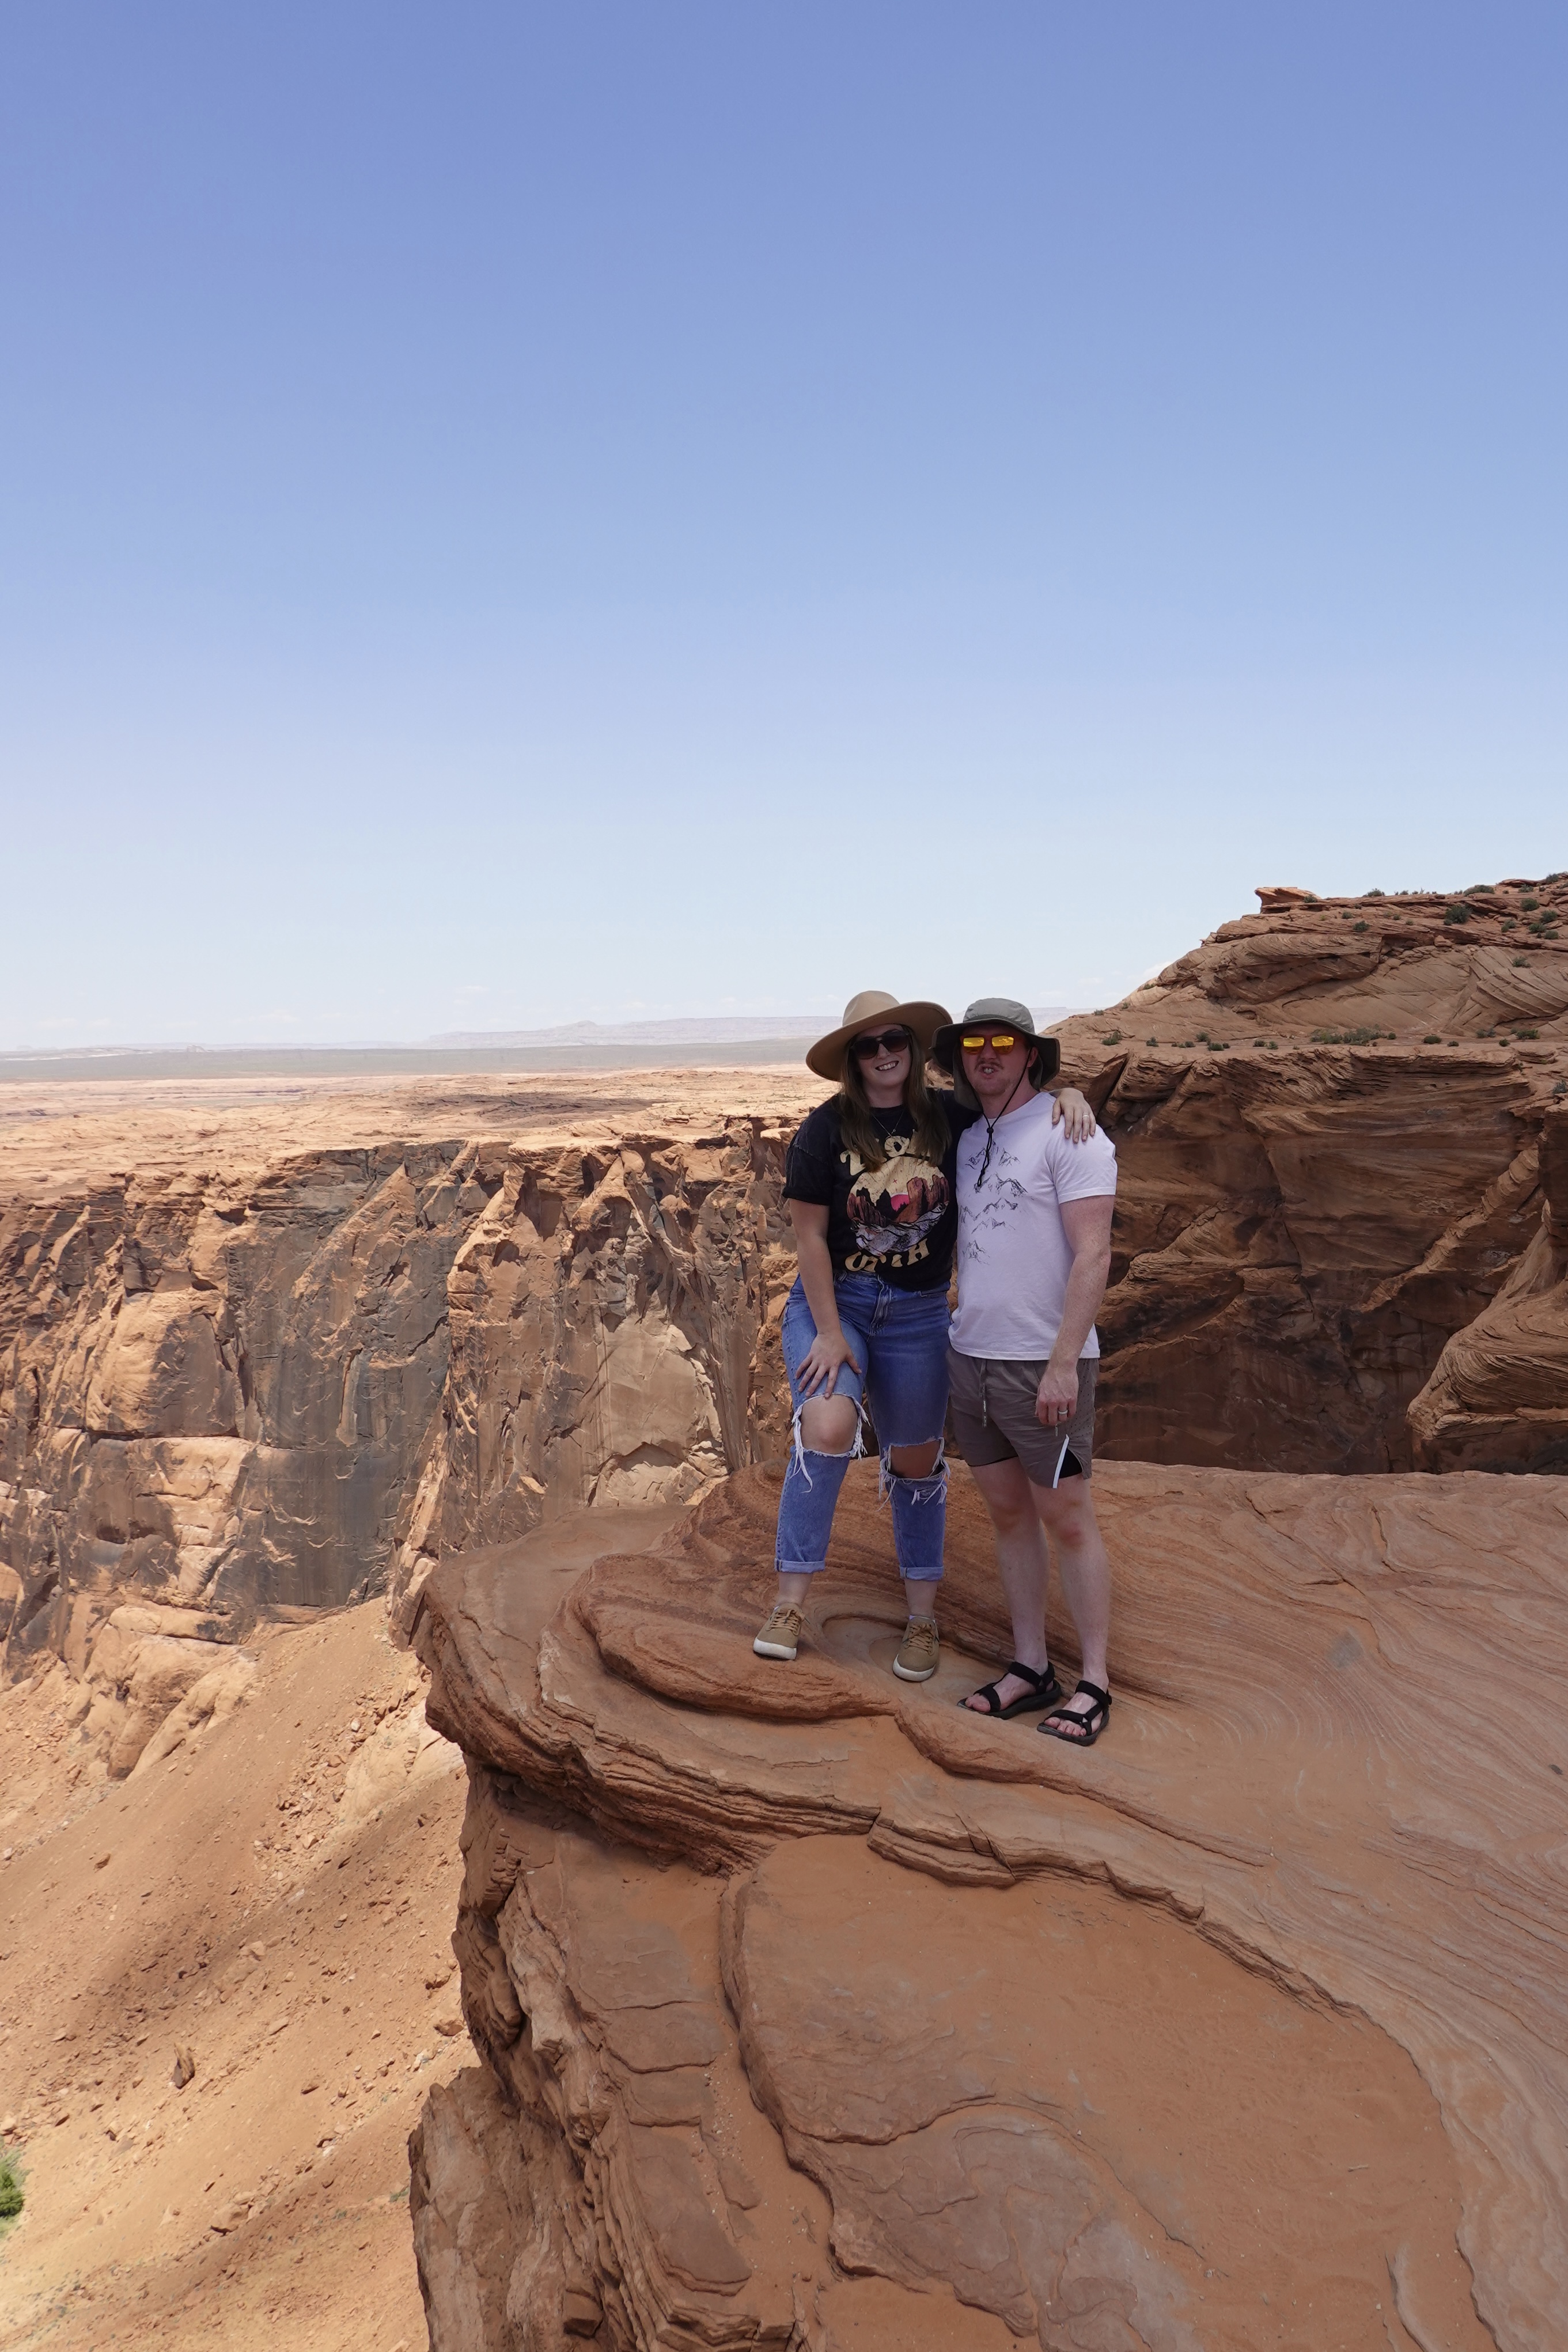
[[932, 997, 1118, 1744]]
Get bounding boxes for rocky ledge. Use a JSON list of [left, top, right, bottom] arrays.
[[407, 1460, 1568, 2351]]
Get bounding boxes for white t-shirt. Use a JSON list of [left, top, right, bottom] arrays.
[[950, 1089, 1118, 1361]]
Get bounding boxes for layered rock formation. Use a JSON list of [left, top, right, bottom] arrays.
[[410, 1459, 1568, 2350], [1052, 872, 1568, 1473], [0, 1123, 800, 1718], [1408, 1106, 1568, 1471]]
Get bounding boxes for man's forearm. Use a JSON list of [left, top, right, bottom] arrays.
[[1047, 1247, 1112, 1370]]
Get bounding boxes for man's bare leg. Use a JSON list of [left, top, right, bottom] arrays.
[[964, 1456, 1052, 1711], [1031, 1475, 1111, 1731], [964, 1460, 1111, 1722]]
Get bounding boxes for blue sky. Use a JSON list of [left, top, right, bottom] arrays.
[[2, 2, 1565, 1047]]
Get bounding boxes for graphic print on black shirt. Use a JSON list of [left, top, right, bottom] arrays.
[[782, 1096, 976, 1290]]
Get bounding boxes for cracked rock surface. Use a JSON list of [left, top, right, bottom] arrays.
[[411, 1459, 1567, 2350]]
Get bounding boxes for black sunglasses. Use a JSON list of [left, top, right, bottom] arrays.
[[850, 1028, 913, 1058]]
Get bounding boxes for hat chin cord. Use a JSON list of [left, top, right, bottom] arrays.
[[973, 1062, 1031, 1191]]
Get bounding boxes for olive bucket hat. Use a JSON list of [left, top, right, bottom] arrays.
[[805, 990, 953, 1082], [930, 996, 1063, 1108]]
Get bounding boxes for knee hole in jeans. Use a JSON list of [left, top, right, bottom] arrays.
[[799, 1397, 859, 1455], [886, 1439, 942, 1478]]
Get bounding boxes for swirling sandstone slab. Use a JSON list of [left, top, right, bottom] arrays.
[[412, 1459, 1568, 2350]]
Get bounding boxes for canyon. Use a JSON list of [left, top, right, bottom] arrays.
[[2, 876, 1566, 2351]]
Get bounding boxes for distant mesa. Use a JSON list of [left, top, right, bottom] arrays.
[[428, 1010, 1085, 1047], [425, 1016, 825, 1048]]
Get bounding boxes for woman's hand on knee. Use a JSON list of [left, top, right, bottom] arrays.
[[797, 1327, 861, 1400]]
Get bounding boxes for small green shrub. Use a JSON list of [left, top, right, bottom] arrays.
[[1101, 1029, 1124, 1045], [1206, 1039, 1229, 1051], [0, 2158, 22, 2221], [1443, 905, 1471, 925], [1513, 956, 1529, 967], [1502, 918, 1517, 930], [1145, 1036, 1158, 1047], [1423, 1034, 1442, 1043], [1353, 921, 1368, 932], [1515, 1028, 1540, 1040], [1365, 888, 1384, 897], [1520, 896, 1540, 911], [1312, 1025, 1386, 1046]]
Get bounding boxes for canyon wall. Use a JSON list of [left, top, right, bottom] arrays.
[[3, 877, 1566, 1732], [0, 1122, 799, 1755]]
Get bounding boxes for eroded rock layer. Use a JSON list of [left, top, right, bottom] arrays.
[[411, 1461, 1568, 2351], [1054, 873, 1568, 1474], [0, 1123, 799, 1700]]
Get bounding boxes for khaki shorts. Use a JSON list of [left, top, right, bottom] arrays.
[[946, 1350, 1098, 1486]]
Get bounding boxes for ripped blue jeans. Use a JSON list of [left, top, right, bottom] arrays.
[[776, 1274, 950, 1582]]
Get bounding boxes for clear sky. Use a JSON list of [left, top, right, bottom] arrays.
[[3, 3, 1565, 1048]]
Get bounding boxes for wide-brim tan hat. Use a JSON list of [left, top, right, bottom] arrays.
[[806, 990, 953, 1082]]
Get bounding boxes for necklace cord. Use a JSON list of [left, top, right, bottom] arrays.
[[974, 1065, 1030, 1191]]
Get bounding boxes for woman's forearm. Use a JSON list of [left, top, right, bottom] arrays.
[[794, 1225, 842, 1336]]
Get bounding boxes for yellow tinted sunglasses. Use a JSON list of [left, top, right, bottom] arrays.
[[960, 1031, 1018, 1051]]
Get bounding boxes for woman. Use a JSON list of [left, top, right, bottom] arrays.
[[752, 990, 1096, 1683]]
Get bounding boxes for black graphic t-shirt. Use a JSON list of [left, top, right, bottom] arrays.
[[782, 1096, 980, 1290]]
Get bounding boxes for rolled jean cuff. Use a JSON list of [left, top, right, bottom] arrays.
[[772, 1556, 828, 1575]]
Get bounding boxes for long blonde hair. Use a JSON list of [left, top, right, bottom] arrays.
[[837, 1033, 950, 1172]]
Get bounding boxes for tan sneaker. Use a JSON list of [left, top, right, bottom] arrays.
[[753, 1603, 804, 1661], [893, 1615, 940, 1682]]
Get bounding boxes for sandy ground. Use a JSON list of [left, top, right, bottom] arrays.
[[0, 1067, 824, 1207], [0, 1506, 684, 2352], [0, 1597, 469, 2351]]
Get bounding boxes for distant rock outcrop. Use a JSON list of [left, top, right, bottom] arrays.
[[408, 1460, 1568, 2351]]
